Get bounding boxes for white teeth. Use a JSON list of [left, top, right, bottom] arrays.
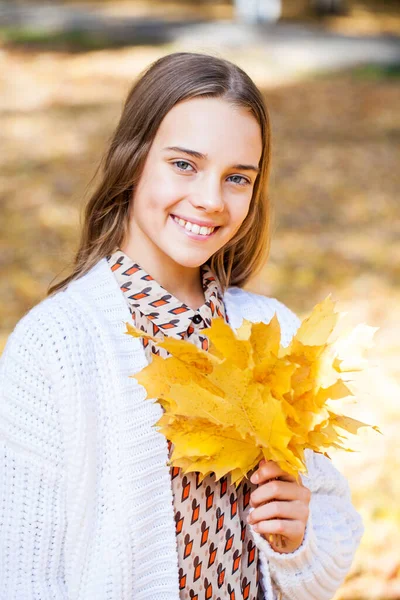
[[172, 215, 216, 236]]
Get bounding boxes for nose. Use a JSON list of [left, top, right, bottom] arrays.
[[190, 175, 224, 213]]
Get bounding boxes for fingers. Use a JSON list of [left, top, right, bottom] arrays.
[[247, 499, 310, 526], [250, 479, 311, 507], [250, 459, 297, 485], [250, 516, 305, 539]]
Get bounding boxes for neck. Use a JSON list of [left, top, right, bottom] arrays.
[[120, 237, 205, 311]]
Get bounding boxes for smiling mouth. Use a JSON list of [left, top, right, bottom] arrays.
[[170, 214, 220, 238]]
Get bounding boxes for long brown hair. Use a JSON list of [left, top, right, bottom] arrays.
[[48, 52, 272, 296]]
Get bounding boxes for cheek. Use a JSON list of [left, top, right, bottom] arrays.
[[231, 198, 252, 228], [135, 163, 176, 208], [153, 162, 186, 197], [135, 182, 175, 219], [146, 175, 184, 213]]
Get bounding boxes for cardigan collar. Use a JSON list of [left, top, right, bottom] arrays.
[[67, 257, 244, 334], [64, 258, 252, 600]]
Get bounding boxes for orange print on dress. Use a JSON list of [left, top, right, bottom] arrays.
[[110, 258, 124, 272], [183, 533, 193, 559], [191, 498, 200, 524], [171, 465, 180, 480], [130, 287, 152, 301], [224, 528, 234, 553], [220, 476, 227, 498], [200, 521, 209, 547], [216, 507, 224, 533], [240, 520, 246, 542], [175, 511, 184, 535], [170, 306, 189, 315], [193, 556, 202, 582], [243, 483, 251, 510], [179, 567, 186, 590], [232, 549, 241, 574], [204, 577, 213, 600], [216, 305, 224, 318], [181, 476, 190, 502], [230, 493, 238, 519], [151, 322, 160, 336], [149, 294, 171, 308], [247, 540, 256, 566], [227, 583, 236, 600], [122, 265, 140, 275], [205, 486, 214, 511], [241, 576, 251, 600], [217, 563, 226, 589], [159, 320, 179, 330], [208, 542, 217, 567]]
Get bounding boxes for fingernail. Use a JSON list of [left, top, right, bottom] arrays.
[[251, 473, 259, 484]]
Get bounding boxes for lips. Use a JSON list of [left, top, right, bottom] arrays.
[[171, 214, 221, 229], [170, 214, 219, 239]]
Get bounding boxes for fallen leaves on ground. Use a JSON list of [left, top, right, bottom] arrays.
[[0, 43, 399, 600]]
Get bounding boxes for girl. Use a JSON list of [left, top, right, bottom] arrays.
[[0, 52, 363, 600]]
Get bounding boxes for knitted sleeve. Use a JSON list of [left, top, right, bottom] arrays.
[[251, 448, 364, 600], [247, 294, 365, 600], [0, 309, 67, 599]]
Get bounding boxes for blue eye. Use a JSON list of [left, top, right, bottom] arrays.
[[173, 160, 193, 171], [172, 161, 249, 186], [228, 175, 250, 186]]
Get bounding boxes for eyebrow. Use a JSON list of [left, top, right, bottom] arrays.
[[163, 146, 260, 174]]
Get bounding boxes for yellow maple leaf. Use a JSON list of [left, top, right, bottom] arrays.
[[125, 296, 382, 487]]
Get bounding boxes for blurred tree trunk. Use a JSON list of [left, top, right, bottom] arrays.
[[311, 0, 346, 16], [233, 0, 282, 24]]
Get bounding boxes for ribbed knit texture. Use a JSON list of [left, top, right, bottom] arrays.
[[0, 258, 364, 600]]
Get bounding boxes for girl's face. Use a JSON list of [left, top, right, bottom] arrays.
[[124, 97, 263, 271]]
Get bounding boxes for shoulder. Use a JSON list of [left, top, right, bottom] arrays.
[[224, 287, 301, 347], [2, 258, 113, 358], [1, 287, 85, 377], [3, 291, 67, 345]]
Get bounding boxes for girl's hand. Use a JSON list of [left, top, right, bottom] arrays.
[[247, 459, 311, 554]]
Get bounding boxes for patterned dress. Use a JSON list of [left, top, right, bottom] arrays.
[[107, 249, 263, 600]]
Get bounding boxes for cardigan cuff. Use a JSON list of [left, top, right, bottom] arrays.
[[249, 507, 318, 571]]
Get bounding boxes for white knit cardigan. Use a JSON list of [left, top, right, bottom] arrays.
[[0, 258, 364, 600]]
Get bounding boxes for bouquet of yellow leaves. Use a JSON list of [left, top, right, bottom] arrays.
[[126, 296, 381, 487]]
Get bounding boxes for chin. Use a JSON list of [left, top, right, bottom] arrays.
[[172, 257, 210, 269], [166, 251, 213, 269]]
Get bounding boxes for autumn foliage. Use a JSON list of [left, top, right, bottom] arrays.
[[126, 296, 381, 487]]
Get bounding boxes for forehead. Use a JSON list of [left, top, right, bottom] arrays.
[[153, 97, 262, 163]]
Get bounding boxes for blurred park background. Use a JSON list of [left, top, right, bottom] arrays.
[[1, 0, 400, 598]]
